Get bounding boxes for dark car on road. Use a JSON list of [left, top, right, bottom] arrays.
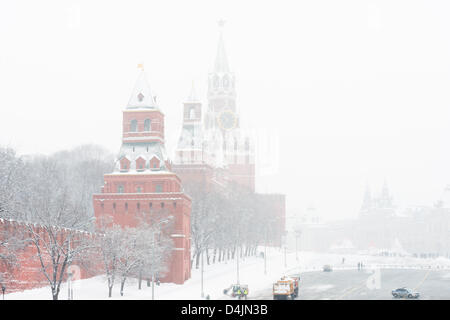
[[391, 287, 420, 299], [323, 265, 333, 272]]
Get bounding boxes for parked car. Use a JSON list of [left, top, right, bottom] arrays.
[[323, 265, 333, 272], [391, 287, 420, 299]]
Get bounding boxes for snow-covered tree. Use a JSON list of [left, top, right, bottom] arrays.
[[0, 225, 27, 282], [0, 147, 30, 221], [96, 218, 125, 298], [96, 212, 174, 297], [22, 156, 95, 300], [134, 213, 174, 290]]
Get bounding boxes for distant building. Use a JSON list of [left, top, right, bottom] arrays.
[[360, 180, 395, 218], [297, 182, 450, 258]]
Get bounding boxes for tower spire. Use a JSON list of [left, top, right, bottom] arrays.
[[127, 65, 157, 109], [186, 81, 199, 102], [362, 182, 372, 210], [214, 20, 230, 73]]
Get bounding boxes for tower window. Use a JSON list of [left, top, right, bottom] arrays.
[[155, 184, 163, 193], [213, 76, 219, 88], [117, 185, 124, 193], [223, 76, 229, 88], [144, 119, 151, 131], [137, 92, 144, 102], [161, 202, 165, 208], [125, 203, 128, 212], [149, 202, 153, 208], [113, 203, 116, 212], [189, 108, 195, 119], [130, 119, 138, 132], [137, 203, 140, 210], [136, 186, 142, 193]]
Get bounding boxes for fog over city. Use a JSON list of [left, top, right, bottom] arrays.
[[2, 0, 450, 221]]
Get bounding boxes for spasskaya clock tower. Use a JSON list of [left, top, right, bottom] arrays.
[[203, 21, 255, 192]]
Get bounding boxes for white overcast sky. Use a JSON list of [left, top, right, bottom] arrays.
[[1, 0, 450, 221]]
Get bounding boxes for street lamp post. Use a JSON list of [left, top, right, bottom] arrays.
[[281, 234, 287, 268], [236, 246, 240, 285], [264, 242, 267, 275], [201, 250, 204, 298], [149, 217, 172, 300], [151, 272, 155, 300], [67, 272, 73, 300], [295, 230, 301, 263]]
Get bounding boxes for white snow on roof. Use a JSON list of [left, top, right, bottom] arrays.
[[127, 70, 158, 109]]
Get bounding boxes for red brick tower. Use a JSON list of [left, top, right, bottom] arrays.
[[93, 67, 191, 284]]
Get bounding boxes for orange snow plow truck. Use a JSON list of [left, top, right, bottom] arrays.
[[273, 276, 300, 300]]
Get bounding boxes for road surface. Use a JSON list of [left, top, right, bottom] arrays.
[[250, 268, 450, 300]]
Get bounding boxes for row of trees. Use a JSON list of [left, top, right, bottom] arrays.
[[0, 145, 173, 299], [187, 181, 281, 270]]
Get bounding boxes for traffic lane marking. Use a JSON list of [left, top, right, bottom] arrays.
[[336, 280, 368, 300], [413, 268, 432, 292]]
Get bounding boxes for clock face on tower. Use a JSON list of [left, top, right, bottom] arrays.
[[217, 110, 238, 131]]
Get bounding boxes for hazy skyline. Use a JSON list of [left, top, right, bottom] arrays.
[[2, 0, 450, 221]]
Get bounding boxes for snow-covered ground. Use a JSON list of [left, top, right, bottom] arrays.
[[6, 248, 450, 300]]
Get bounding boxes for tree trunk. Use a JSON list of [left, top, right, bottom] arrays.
[[195, 251, 201, 269], [108, 286, 113, 298], [52, 287, 59, 300], [147, 279, 151, 287], [138, 271, 142, 290], [120, 278, 126, 296]]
